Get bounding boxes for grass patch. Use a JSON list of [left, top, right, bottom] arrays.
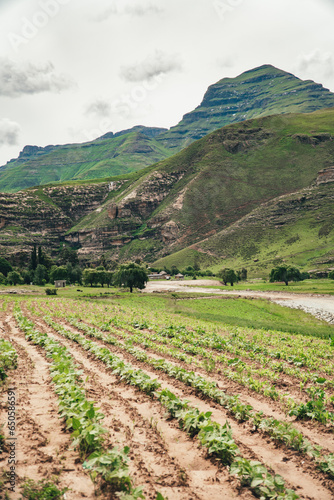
[[205, 279, 334, 295], [169, 297, 334, 339]]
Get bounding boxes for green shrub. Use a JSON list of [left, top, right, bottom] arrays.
[[45, 288, 57, 296], [22, 479, 68, 499]]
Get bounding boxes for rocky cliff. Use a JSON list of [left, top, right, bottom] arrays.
[[1, 108, 334, 268], [0, 182, 111, 257], [65, 108, 334, 263]]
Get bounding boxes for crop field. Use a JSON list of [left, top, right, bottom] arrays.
[[1, 294, 334, 499]]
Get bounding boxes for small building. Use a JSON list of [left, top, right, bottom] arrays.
[[54, 280, 66, 288], [148, 271, 170, 280], [175, 273, 184, 280], [148, 273, 164, 280]]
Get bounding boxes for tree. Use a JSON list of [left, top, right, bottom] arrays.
[[50, 265, 67, 283], [7, 271, 23, 286], [23, 270, 33, 285], [0, 257, 12, 277], [182, 266, 195, 277], [104, 271, 113, 288], [240, 268, 248, 281], [34, 264, 48, 286], [83, 269, 98, 287], [217, 268, 238, 286], [113, 263, 148, 293], [96, 270, 107, 287], [72, 265, 83, 285], [329, 270, 334, 280], [269, 265, 301, 286], [30, 245, 37, 270], [58, 246, 79, 266], [0, 272, 7, 285], [37, 246, 44, 266], [171, 265, 180, 276]]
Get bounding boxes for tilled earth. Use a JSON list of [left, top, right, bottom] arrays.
[[1, 299, 334, 499]]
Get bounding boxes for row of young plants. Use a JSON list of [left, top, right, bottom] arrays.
[[129, 321, 334, 385], [0, 337, 18, 384], [33, 298, 334, 428], [83, 297, 334, 362], [37, 297, 334, 380], [40, 312, 334, 481], [121, 321, 334, 405], [59, 308, 334, 423], [14, 307, 145, 500], [42, 302, 298, 407], [0, 336, 17, 466], [35, 301, 323, 403], [75, 314, 287, 402], [53, 298, 334, 384], [158, 390, 299, 500], [32, 313, 301, 499]]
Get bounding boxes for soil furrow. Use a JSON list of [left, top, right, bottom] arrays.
[[0, 313, 95, 500], [55, 313, 334, 452], [21, 309, 248, 500], [25, 309, 334, 500]]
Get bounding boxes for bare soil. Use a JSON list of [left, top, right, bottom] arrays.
[[20, 304, 334, 499], [2, 298, 334, 499]]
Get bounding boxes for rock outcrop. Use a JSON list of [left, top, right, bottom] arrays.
[[316, 167, 334, 185]]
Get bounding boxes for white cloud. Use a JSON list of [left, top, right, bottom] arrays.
[[296, 49, 334, 79], [94, 2, 162, 22], [0, 118, 20, 146], [85, 99, 111, 118], [120, 50, 183, 82], [0, 58, 74, 98], [125, 3, 163, 16], [216, 56, 235, 69], [93, 5, 118, 22]]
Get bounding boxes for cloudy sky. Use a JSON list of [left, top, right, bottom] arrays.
[[0, 0, 333, 165]]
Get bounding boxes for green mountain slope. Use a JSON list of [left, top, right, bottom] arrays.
[[0, 127, 169, 193], [1, 65, 334, 194], [1, 107, 334, 270], [67, 108, 334, 264], [154, 176, 334, 277], [157, 65, 334, 151]]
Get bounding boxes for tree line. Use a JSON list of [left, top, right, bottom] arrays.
[[0, 246, 149, 293], [217, 265, 332, 286]]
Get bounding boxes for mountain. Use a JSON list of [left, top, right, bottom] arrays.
[[0, 126, 169, 193], [156, 64, 334, 151], [1, 65, 334, 193], [154, 171, 334, 276], [1, 108, 334, 271], [64, 108, 334, 265]]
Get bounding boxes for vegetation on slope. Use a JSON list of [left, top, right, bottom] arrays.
[[0, 127, 170, 193], [69, 107, 334, 264], [154, 181, 334, 276], [1, 65, 334, 194], [157, 64, 334, 151]]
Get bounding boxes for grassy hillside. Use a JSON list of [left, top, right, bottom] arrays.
[[157, 65, 334, 151], [1, 65, 334, 194], [67, 108, 334, 266], [0, 127, 170, 193], [154, 180, 334, 276], [1, 106, 334, 269]]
